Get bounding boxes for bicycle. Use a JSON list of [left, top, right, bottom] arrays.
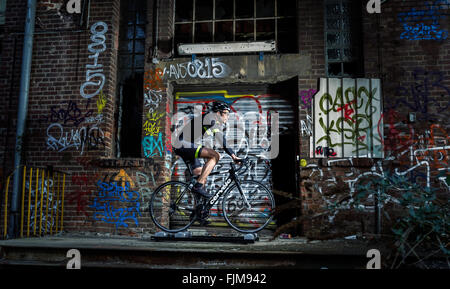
[[149, 157, 275, 234]]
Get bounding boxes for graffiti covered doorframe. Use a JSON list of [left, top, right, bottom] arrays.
[[170, 80, 300, 234]]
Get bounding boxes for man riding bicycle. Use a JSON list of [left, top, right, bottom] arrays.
[[173, 101, 241, 198]]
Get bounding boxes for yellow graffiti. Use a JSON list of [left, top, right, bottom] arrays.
[[143, 120, 161, 136], [143, 112, 164, 136], [146, 112, 164, 121], [97, 90, 107, 114], [175, 90, 254, 99], [113, 169, 135, 189]]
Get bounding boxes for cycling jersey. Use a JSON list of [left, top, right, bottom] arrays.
[[173, 113, 235, 170]]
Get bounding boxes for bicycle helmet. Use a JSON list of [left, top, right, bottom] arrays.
[[211, 101, 231, 112]]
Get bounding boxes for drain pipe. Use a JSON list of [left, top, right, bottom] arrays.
[[8, 0, 37, 238]]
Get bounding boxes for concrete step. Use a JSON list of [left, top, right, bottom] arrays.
[[0, 235, 384, 269]]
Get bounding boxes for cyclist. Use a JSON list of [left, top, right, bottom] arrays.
[[173, 101, 241, 198]]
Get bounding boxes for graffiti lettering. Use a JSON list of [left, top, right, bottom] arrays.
[[46, 123, 105, 155], [315, 146, 337, 157], [43, 100, 93, 127], [80, 22, 108, 99], [142, 132, 164, 158], [300, 89, 317, 109], [163, 57, 231, 79], [90, 180, 141, 228], [398, 2, 448, 40]]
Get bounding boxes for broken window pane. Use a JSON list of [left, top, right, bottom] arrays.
[[343, 61, 361, 76], [175, 23, 193, 45], [176, 0, 193, 22], [195, 22, 213, 42], [195, 0, 214, 21], [215, 21, 233, 42], [328, 63, 342, 76], [235, 20, 254, 41], [236, 0, 254, 18], [215, 0, 233, 20], [256, 19, 275, 40], [327, 49, 341, 60], [256, 0, 275, 18], [327, 33, 341, 47]]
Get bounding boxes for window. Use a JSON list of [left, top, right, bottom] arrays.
[[116, 0, 147, 158], [0, 0, 6, 25], [324, 0, 363, 77], [174, 0, 297, 55]]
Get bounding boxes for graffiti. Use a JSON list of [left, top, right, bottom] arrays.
[[96, 90, 107, 114], [135, 171, 157, 211], [313, 78, 383, 158], [144, 89, 163, 113], [142, 132, 164, 158], [315, 146, 337, 157], [301, 115, 313, 137], [113, 169, 135, 189], [163, 57, 231, 79], [84, 113, 104, 126], [69, 174, 99, 217], [25, 177, 59, 233], [143, 112, 164, 136], [300, 89, 317, 109], [387, 68, 450, 121], [398, 2, 448, 40], [46, 123, 105, 155], [42, 100, 93, 127], [144, 68, 164, 91], [90, 180, 141, 228], [80, 22, 108, 99]]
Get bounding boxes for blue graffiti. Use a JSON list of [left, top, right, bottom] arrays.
[[142, 132, 164, 157], [90, 181, 141, 228], [398, 1, 448, 40], [388, 68, 450, 121]]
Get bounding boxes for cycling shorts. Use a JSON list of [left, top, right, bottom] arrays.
[[174, 141, 203, 170]]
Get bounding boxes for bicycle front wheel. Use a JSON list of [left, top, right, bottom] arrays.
[[222, 180, 275, 233], [149, 181, 198, 233]]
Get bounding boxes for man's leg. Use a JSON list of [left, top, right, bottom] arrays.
[[197, 148, 220, 185]]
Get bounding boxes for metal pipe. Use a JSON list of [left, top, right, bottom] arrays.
[[9, 0, 37, 238]]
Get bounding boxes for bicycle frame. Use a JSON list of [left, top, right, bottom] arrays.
[[184, 161, 250, 213]]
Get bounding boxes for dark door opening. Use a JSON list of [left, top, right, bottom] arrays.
[[268, 77, 301, 236], [118, 75, 143, 158]]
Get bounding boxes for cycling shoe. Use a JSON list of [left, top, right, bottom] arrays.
[[192, 183, 212, 198]]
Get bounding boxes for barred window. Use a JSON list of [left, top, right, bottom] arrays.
[[174, 0, 297, 55], [324, 0, 363, 77], [116, 0, 147, 158]]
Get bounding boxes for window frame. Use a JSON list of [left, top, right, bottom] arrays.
[[173, 0, 297, 55], [324, 0, 363, 77]]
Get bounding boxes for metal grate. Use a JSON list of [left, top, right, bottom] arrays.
[[1, 166, 67, 239]]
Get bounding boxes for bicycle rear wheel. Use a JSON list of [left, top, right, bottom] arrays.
[[149, 181, 198, 233], [222, 180, 275, 233]]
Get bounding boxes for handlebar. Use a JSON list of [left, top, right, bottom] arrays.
[[230, 157, 249, 174]]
